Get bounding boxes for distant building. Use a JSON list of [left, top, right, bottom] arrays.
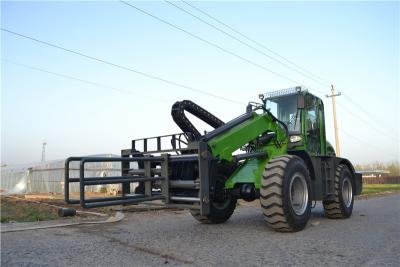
[[357, 170, 390, 178]]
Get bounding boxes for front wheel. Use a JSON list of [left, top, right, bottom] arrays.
[[190, 170, 236, 224], [260, 155, 312, 232], [190, 193, 236, 224]]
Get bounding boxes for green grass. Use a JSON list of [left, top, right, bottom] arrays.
[[1, 196, 59, 223], [362, 184, 400, 195]]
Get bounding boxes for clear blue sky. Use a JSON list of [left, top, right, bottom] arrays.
[[1, 0, 399, 165]]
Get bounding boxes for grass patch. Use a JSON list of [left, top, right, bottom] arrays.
[[362, 184, 400, 195], [1, 196, 59, 223]]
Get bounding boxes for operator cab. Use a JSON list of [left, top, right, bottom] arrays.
[[260, 86, 326, 156]]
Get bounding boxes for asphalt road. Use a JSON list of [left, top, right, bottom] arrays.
[[2, 194, 399, 267]]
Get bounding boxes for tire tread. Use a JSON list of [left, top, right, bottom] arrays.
[[260, 155, 295, 231], [322, 164, 352, 219]]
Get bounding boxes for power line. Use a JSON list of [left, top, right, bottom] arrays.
[[4, 10, 385, 143], [181, 0, 332, 87], [10, 60, 387, 152], [10, 62, 395, 159], [336, 101, 398, 140], [3, 59, 240, 120], [340, 129, 399, 159], [1, 59, 171, 104], [342, 94, 395, 126], [4, 4, 395, 159], [4, 50, 395, 158], [164, 0, 329, 88], [119, 0, 311, 88], [1, 28, 244, 106], [4, 30, 384, 141], [121, 1, 329, 99], [343, 94, 398, 135]]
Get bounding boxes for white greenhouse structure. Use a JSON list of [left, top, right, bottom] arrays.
[[0, 155, 131, 195]]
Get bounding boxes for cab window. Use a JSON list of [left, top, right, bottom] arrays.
[[305, 96, 320, 154]]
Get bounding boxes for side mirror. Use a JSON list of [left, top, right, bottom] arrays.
[[297, 95, 305, 109]]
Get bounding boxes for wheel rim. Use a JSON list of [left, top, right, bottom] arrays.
[[342, 177, 353, 208], [289, 173, 308, 216]]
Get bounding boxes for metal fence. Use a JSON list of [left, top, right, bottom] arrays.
[[362, 176, 400, 184]]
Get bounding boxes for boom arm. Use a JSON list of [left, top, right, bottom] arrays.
[[171, 100, 287, 162], [206, 111, 288, 162]]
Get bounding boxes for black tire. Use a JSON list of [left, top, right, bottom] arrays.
[[190, 164, 237, 224], [323, 164, 354, 219], [260, 155, 312, 232], [190, 193, 236, 224]]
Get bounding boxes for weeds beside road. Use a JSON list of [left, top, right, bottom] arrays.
[[361, 184, 400, 195], [0, 196, 58, 223]]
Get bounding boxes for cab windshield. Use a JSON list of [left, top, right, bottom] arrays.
[[266, 95, 301, 133]]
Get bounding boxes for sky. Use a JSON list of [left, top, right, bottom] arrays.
[[1, 0, 399, 165]]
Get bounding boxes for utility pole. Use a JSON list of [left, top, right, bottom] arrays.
[[326, 85, 341, 156], [41, 142, 47, 162]]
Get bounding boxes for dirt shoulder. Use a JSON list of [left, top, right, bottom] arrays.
[[0, 193, 172, 224], [0, 195, 113, 223]]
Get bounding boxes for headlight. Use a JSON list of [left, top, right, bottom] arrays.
[[290, 135, 302, 143]]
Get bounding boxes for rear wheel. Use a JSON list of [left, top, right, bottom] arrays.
[[260, 155, 312, 232], [323, 164, 354, 218]]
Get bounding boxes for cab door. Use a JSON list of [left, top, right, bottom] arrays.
[[304, 95, 321, 155]]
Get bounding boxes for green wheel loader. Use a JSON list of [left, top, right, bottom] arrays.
[[65, 86, 362, 232]]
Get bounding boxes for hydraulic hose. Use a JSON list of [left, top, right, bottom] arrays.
[[171, 100, 224, 141]]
